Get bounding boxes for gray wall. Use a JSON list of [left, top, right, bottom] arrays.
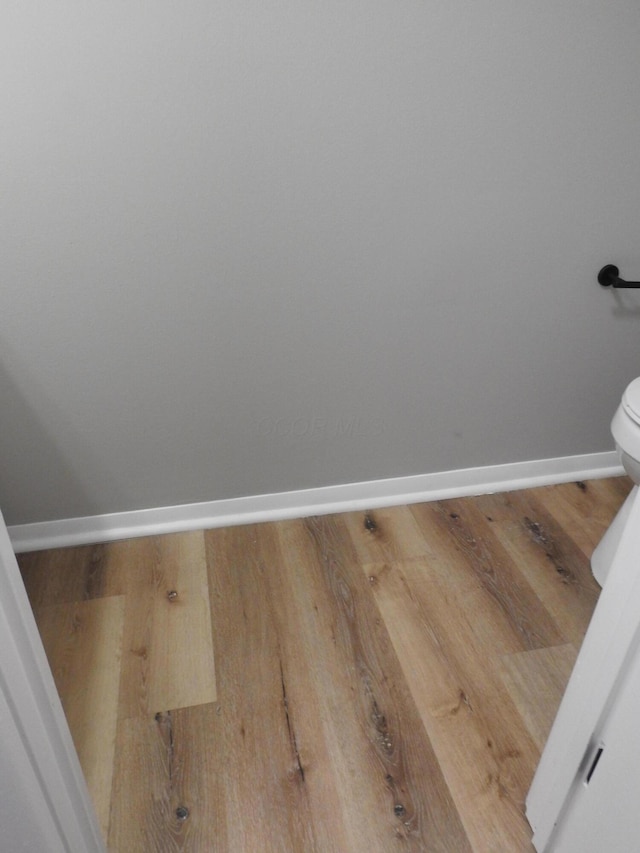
[[2, 1, 640, 525]]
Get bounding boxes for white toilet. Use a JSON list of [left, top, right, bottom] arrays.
[[591, 377, 640, 585]]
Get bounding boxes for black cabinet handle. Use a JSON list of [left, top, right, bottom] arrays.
[[598, 264, 640, 288]]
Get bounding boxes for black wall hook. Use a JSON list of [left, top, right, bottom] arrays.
[[598, 264, 640, 288]]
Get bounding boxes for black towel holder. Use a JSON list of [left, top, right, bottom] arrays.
[[598, 264, 640, 289]]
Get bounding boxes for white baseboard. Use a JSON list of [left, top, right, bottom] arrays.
[[8, 451, 625, 553]]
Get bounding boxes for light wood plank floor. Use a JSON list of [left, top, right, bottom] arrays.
[[18, 477, 632, 852]]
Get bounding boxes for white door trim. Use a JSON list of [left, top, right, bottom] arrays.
[[0, 509, 104, 851]]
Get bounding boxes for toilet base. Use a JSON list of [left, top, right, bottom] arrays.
[[591, 485, 638, 586]]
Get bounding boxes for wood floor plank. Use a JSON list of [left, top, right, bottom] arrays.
[[528, 477, 632, 560], [205, 524, 320, 853], [18, 543, 108, 617], [341, 504, 435, 565], [499, 644, 577, 752], [275, 515, 472, 852], [410, 498, 565, 653], [111, 538, 157, 719], [597, 473, 635, 503], [361, 554, 538, 851], [472, 489, 602, 647], [108, 703, 227, 852], [115, 532, 216, 719], [36, 595, 125, 839], [364, 544, 538, 851], [146, 532, 216, 715]]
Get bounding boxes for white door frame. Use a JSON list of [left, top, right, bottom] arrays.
[[0, 509, 104, 852]]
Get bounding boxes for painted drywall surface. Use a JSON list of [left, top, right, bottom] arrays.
[[2, 1, 640, 524]]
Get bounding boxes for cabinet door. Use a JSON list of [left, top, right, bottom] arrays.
[[551, 636, 640, 852], [0, 509, 104, 851]]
